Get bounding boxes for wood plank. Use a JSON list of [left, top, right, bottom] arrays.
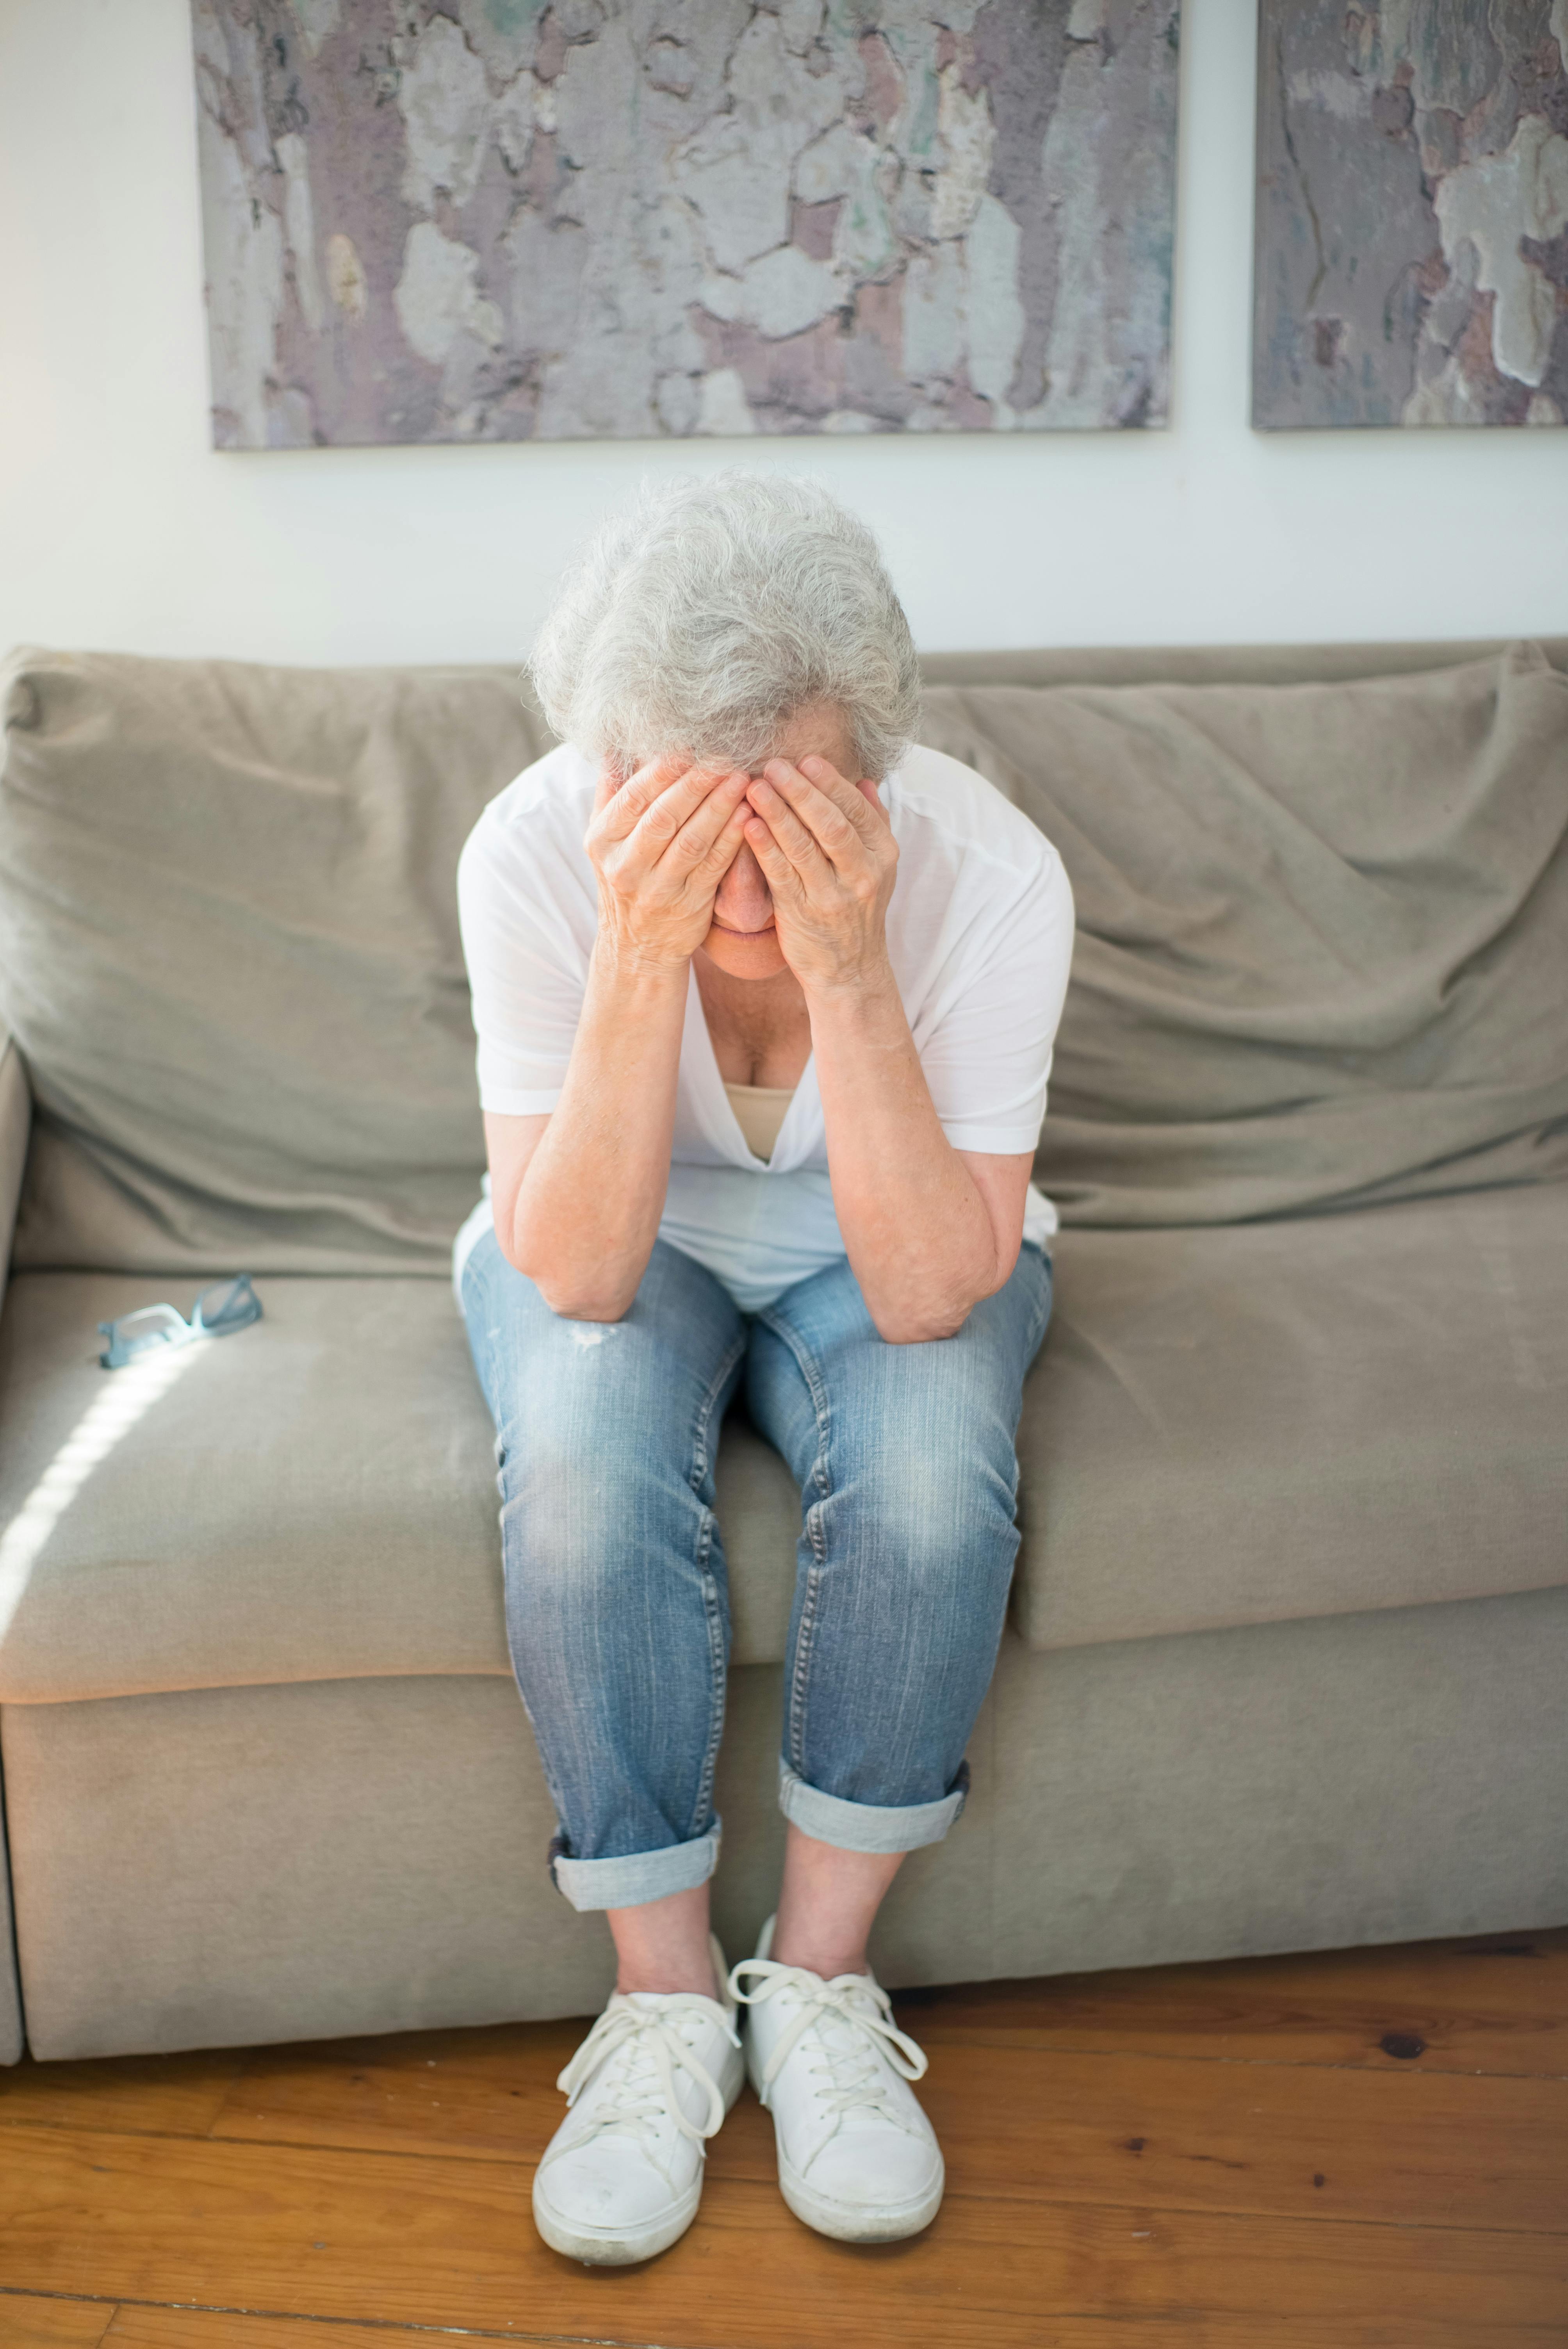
[[913, 2044, 1568, 2232], [210, 2025, 1568, 2237], [0, 2123, 1561, 2343], [105, 2317, 503, 2349], [0, 2051, 245, 2142], [210, 2020, 580, 2162], [0, 2293, 116, 2346], [896, 1926, 1568, 2076], [686, 2190, 1568, 2344], [106, 2318, 473, 2349], [90, 2301, 1568, 2349]]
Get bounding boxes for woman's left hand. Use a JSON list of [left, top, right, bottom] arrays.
[[742, 755, 898, 995]]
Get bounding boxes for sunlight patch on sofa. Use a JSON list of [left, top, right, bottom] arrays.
[[0, 1342, 207, 1644]]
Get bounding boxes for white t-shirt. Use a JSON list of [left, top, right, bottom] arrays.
[[453, 742, 1075, 1312]]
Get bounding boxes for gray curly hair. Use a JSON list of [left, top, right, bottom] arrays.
[[529, 472, 921, 783]]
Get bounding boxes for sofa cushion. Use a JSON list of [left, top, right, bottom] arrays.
[[0, 650, 545, 1278], [0, 1272, 798, 1704], [921, 643, 1568, 1225], [6, 644, 1565, 1280], [1016, 1180, 1568, 1651], [2, 1183, 1564, 1704]]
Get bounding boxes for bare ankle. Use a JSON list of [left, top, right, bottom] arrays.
[[768, 1824, 905, 1982], [615, 1956, 722, 2001], [606, 1884, 718, 2003], [770, 1927, 868, 1980]]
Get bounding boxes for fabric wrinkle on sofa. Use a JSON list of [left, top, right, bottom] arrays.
[[0, 649, 549, 1279], [919, 644, 1568, 1225], [0, 636, 1564, 2062]]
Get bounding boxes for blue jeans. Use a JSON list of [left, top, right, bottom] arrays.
[[460, 1232, 1052, 1911]]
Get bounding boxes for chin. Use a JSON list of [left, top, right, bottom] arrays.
[[700, 924, 788, 979]]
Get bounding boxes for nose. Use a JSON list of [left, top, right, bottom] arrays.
[[713, 839, 773, 933]]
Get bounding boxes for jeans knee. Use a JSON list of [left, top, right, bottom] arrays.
[[852, 1442, 1018, 1598], [497, 1433, 628, 1596]]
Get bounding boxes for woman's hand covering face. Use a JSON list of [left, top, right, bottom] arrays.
[[742, 756, 898, 994], [585, 756, 753, 971]]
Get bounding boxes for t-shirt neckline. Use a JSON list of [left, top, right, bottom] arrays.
[[684, 965, 820, 1172]]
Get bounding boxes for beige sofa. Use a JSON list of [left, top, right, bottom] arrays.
[[0, 636, 1563, 2063]]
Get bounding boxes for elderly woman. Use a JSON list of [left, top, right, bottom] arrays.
[[454, 474, 1074, 2265]]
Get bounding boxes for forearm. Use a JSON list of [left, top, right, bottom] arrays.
[[811, 968, 1003, 1344], [507, 939, 686, 1318]]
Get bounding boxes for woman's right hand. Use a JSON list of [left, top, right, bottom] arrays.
[[585, 755, 753, 972]]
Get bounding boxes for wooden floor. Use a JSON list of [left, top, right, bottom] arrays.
[[0, 1927, 1562, 2348]]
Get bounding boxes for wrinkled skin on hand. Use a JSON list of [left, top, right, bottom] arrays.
[[738, 752, 896, 996], [585, 754, 753, 972], [587, 702, 894, 994]]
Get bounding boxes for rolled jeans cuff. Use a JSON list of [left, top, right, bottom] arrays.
[[777, 1763, 968, 1855], [549, 1821, 722, 1912]]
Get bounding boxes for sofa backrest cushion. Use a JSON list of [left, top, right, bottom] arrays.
[[1, 650, 545, 1276], [921, 642, 1568, 1224], [3, 642, 1564, 1271]]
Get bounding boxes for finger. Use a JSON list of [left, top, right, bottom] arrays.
[[745, 778, 835, 880], [592, 761, 627, 818], [662, 770, 752, 870], [791, 755, 885, 842], [624, 763, 736, 862], [597, 753, 692, 845], [752, 766, 861, 870], [693, 797, 755, 881], [743, 813, 807, 899]]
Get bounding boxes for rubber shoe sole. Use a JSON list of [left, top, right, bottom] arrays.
[[532, 2035, 746, 2267], [776, 2151, 945, 2243]]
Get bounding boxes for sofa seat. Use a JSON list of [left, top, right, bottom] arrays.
[[0, 1269, 800, 1701], [1017, 1178, 1568, 1650], [1, 1176, 1563, 1709]]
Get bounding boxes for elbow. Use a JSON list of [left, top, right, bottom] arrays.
[[871, 1303, 972, 1347], [504, 1239, 635, 1325], [547, 1294, 633, 1326], [531, 1274, 634, 1325], [869, 1246, 1014, 1345]]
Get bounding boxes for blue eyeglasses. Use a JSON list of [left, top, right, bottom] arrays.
[[98, 1275, 262, 1370]]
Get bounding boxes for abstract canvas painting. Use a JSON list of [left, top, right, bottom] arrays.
[[1253, 0, 1568, 428], [193, 1, 1180, 446]]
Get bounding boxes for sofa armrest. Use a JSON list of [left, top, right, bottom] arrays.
[[0, 1030, 31, 1317]]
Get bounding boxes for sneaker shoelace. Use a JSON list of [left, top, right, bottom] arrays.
[[731, 1958, 930, 2126], [549, 1994, 738, 2158]]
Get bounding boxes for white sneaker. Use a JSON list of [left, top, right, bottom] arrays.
[[532, 1934, 745, 2266], [729, 1917, 944, 2243]]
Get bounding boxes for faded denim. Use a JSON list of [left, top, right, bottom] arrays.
[[461, 1232, 1052, 1912]]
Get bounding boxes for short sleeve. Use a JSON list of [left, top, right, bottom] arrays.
[[918, 847, 1076, 1155], [456, 793, 594, 1117]]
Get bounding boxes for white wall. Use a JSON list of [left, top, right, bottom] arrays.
[[2, 0, 1564, 668]]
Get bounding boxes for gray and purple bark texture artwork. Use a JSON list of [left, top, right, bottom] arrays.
[[1253, 1, 1568, 429], [193, 1, 1180, 446]]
